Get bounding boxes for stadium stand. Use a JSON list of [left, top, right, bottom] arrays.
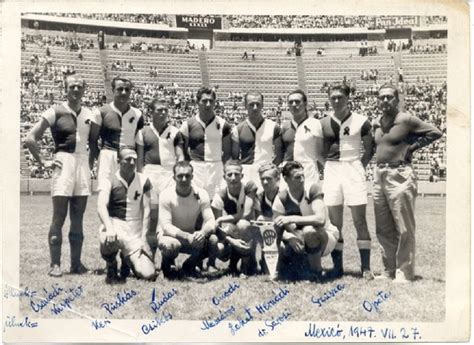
[[19, 15, 447, 183]]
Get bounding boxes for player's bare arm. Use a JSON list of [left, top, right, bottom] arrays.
[[24, 118, 51, 167], [361, 130, 375, 168], [97, 188, 116, 244], [88, 121, 100, 169]]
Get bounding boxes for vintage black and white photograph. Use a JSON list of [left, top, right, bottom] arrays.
[[2, 0, 470, 342]]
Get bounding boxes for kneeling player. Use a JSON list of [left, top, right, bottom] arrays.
[[158, 161, 219, 278], [210, 160, 261, 275], [97, 148, 156, 284], [272, 161, 339, 280]]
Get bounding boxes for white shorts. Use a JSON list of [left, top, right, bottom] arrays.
[[190, 160, 223, 200], [242, 164, 261, 190], [143, 164, 174, 202], [322, 223, 339, 257], [51, 152, 90, 197], [97, 149, 118, 191], [323, 160, 368, 206], [99, 218, 143, 257]]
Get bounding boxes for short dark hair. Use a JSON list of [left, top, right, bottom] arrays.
[[328, 83, 351, 97], [378, 84, 399, 100], [224, 160, 243, 173], [173, 160, 193, 175], [244, 92, 264, 106], [111, 76, 133, 90], [287, 89, 307, 103], [196, 87, 216, 102], [281, 161, 303, 178]]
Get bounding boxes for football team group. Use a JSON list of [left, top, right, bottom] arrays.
[[24, 74, 442, 284]]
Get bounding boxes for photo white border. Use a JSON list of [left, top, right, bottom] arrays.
[[1, 0, 470, 342]]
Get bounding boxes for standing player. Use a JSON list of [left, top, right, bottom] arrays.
[[320, 83, 375, 280], [180, 87, 232, 198], [24, 75, 93, 277], [281, 89, 324, 186], [272, 161, 339, 280], [158, 161, 220, 278], [231, 92, 283, 188], [210, 160, 260, 275], [89, 76, 144, 191], [373, 84, 441, 282], [138, 97, 184, 255], [98, 148, 156, 284]]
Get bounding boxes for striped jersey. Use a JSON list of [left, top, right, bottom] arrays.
[[93, 102, 144, 151], [320, 112, 371, 161], [42, 102, 93, 154], [254, 188, 279, 219], [103, 171, 152, 223], [180, 115, 231, 162], [142, 124, 184, 166], [273, 183, 323, 216], [211, 181, 257, 216], [232, 118, 281, 164], [281, 117, 323, 162]]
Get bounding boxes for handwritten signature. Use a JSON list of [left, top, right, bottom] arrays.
[[141, 311, 173, 335], [362, 290, 391, 313], [30, 283, 64, 313], [50, 286, 84, 315], [150, 288, 177, 314], [4, 285, 37, 299], [200, 305, 236, 330], [254, 287, 290, 314], [311, 283, 345, 307], [3, 316, 38, 332], [101, 289, 138, 316], [212, 282, 240, 306]]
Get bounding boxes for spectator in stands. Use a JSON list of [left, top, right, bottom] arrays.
[[242, 49, 248, 60], [24, 75, 94, 277], [373, 84, 442, 282], [251, 49, 256, 60]]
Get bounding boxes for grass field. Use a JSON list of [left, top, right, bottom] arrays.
[[19, 195, 445, 322]]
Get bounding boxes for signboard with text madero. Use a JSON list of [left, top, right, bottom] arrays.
[[176, 15, 222, 30]]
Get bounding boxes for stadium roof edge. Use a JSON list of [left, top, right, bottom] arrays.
[[21, 14, 188, 32], [215, 27, 386, 34]]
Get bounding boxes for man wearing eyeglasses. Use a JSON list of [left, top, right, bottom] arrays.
[[373, 84, 442, 283]]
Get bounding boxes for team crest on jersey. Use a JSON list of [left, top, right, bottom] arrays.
[[166, 132, 171, 140], [129, 117, 135, 123], [85, 119, 91, 125], [343, 126, 350, 135], [262, 228, 277, 246], [134, 191, 141, 200], [304, 125, 310, 133], [216, 122, 220, 130]]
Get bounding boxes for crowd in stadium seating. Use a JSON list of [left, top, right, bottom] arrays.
[[43, 13, 173, 26], [409, 43, 446, 54], [111, 60, 135, 71], [129, 41, 194, 54], [22, 33, 95, 50], [20, 32, 446, 181]]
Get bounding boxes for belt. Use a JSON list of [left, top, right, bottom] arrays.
[[376, 161, 408, 169]]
